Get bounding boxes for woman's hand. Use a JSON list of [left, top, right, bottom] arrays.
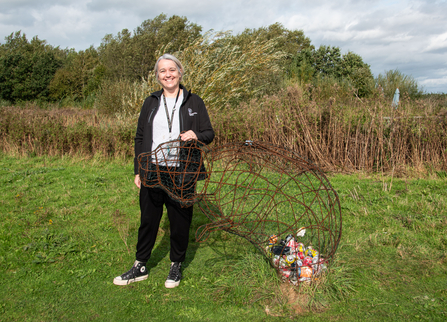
[[134, 174, 141, 189], [180, 130, 197, 141]]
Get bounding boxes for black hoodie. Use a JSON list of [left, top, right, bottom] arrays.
[[134, 84, 215, 174]]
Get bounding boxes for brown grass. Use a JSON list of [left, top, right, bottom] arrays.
[[0, 105, 134, 158], [210, 85, 447, 174], [2, 85, 446, 175]]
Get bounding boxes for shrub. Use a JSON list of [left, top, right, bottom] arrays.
[[95, 31, 287, 119], [0, 32, 63, 103], [376, 69, 423, 100]]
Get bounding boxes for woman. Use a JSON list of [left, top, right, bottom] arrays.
[[113, 54, 214, 288]]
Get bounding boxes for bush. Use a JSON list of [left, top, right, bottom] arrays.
[[0, 32, 63, 103], [210, 84, 447, 174], [376, 69, 423, 99]]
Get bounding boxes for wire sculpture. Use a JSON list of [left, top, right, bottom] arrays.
[[138, 139, 211, 207], [138, 139, 342, 285]]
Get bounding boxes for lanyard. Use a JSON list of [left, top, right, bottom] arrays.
[[162, 89, 180, 139]]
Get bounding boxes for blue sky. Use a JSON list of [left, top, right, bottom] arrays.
[[1, 0, 446, 93]]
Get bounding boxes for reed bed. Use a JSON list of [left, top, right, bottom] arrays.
[[0, 105, 134, 158], [210, 85, 447, 174], [1, 84, 446, 174]]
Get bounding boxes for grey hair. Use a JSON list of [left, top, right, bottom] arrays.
[[154, 53, 184, 83]]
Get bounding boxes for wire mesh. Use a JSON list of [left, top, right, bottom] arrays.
[[138, 139, 342, 285], [138, 139, 211, 207]]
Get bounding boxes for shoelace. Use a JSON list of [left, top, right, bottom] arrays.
[[167, 263, 181, 279]]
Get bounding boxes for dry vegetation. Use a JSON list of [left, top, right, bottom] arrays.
[[211, 85, 447, 174], [0, 105, 134, 158], [1, 84, 446, 175]]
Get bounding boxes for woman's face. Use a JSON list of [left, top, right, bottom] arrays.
[[157, 59, 181, 92]]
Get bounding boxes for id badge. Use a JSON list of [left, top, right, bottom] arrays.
[[167, 141, 179, 157]]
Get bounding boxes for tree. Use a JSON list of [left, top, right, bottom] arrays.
[[49, 46, 104, 101], [231, 23, 312, 56], [96, 31, 288, 117], [0, 31, 63, 103], [98, 14, 202, 81], [340, 51, 374, 97], [314, 45, 343, 78], [288, 45, 374, 97], [288, 48, 314, 85], [208, 23, 312, 96], [174, 31, 287, 109]]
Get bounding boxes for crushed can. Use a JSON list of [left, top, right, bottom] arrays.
[[284, 234, 295, 244], [286, 238, 297, 254], [272, 255, 281, 267], [299, 266, 313, 278], [303, 256, 313, 267], [280, 268, 291, 278], [279, 257, 287, 268], [268, 234, 278, 245], [285, 254, 296, 265]]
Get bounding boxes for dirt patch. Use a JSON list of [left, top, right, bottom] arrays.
[[265, 282, 318, 317], [280, 283, 310, 315]]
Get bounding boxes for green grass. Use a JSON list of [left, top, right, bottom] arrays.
[[1, 154, 446, 321]]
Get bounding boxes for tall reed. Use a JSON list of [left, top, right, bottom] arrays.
[[2, 85, 446, 175], [210, 84, 447, 174], [0, 105, 134, 158], [94, 31, 286, 119]]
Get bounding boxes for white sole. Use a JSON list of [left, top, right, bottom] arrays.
[[113, 274, 148, 286], [165, 280, 180, 288]]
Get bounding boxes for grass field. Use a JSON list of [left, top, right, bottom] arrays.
[[1, 153, 446, 321]]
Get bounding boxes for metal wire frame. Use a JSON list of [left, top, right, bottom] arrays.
[[138, 139, 211, 207], [138, 139, 342, 285]]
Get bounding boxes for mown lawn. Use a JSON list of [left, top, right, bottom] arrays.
[[0, 154, 446, 321]]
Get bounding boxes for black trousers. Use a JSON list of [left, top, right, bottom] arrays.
[[136, 185, 194, 263]]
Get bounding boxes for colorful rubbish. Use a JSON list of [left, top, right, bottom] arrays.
[[268, 231, 328, 285]]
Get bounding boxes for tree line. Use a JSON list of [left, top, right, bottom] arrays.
[[0, 14, 423, 109]]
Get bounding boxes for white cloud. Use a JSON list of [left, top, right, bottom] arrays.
[[419, 71, 447, 93], [0, 0, 446, 92], [425, 32, 447, 54]]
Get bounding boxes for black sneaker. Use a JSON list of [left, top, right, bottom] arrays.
[[113, 261, 148, 285], [165, 262, 182, 288]]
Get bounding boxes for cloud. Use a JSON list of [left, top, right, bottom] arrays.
[[425, 32, 447, 54], [1, 0, 72, 12], [0, 0, 446, 92], [281, 0, 447, 92]]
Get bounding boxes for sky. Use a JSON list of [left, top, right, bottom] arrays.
[[1, 0, 446, 93]]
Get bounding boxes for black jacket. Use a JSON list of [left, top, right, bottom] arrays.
[[134, 84, 215, 174]]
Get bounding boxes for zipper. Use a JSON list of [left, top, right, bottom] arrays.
[[147, 96, 159, 124], [147, 95, 160, 154], [179, 90, 189, 133]]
